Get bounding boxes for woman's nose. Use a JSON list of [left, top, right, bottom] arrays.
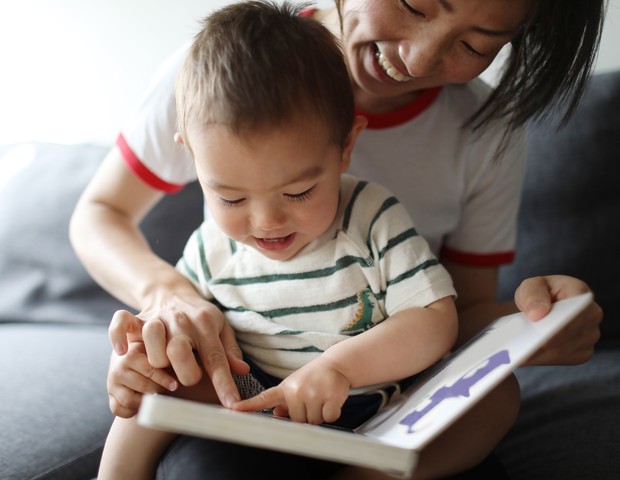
[[399, 33, 443, 78]]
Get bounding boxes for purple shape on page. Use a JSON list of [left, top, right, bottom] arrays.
[[399, 349, 511, 433]]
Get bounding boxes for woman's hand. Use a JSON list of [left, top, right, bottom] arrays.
[[233, 360, 350, 425], [109, 295, 249, 408], [107, 341, 178, 418], [516, 275, 603, 366], [71, 150, 248, 408]]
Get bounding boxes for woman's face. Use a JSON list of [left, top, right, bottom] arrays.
[[337, 0, 534, 110]]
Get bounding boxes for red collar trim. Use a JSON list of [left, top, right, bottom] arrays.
[[356, 87, 442, 129]]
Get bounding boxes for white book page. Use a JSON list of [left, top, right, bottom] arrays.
[[356, 293, 592, 450]]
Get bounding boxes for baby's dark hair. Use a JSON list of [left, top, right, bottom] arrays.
[[176, 1, 354, 155]]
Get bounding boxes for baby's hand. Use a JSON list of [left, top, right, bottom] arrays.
[[107, 341, 178, 418], [233, 362, 350, 424], [109, 300, 248, 408]]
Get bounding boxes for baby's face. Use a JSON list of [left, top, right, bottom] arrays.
[[188, 118, 351, 261]]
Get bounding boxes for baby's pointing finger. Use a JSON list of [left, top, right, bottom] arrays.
[[232, 387, 284, 412]]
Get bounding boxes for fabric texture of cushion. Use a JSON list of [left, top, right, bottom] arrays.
[[498, 69, 620, 342], [0, 141, 204, 479], [0, 142, 203, 325], [495, 70, 620, 480], [0, 323, 112, 480]]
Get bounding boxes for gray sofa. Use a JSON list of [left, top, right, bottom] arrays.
[[1, 69, 619, 479]]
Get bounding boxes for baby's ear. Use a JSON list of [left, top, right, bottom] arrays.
[[173, 132, 184, 145], [340, 115, 367, 173]]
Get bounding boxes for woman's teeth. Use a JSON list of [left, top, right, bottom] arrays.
[[376, 48, 411, 82]]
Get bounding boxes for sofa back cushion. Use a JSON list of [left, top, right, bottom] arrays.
[[498, 69, 620, 342], [0, 142, 203, 324]]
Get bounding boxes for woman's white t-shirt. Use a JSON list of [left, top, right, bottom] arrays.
[[119, 44, 525, 266]]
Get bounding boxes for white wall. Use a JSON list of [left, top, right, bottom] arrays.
[[0, 0, 618, 146], [0, 0, 230, 145], [597, 0, 620, 73]]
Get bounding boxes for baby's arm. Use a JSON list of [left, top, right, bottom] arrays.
[[234, 296, 457, 424], [102, 340, 225, 479], [319, 296, 457, 387], [98, 415, 177, 480], [100, 341, 178, 480]]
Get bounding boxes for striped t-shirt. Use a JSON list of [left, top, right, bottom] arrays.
[[177, 174, 456, 378]]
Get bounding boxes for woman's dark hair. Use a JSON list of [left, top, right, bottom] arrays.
[[335, 0, 608, 132], [473, 0, 608, 132]]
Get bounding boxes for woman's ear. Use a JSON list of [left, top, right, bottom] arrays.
[[173, 132, 184, 145], [340, 115, 367, 173]]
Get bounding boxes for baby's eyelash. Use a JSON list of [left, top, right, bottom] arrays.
[[218, 197, 244, 208], [286, 186, 315, 202]]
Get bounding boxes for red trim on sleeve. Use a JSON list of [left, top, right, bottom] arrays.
[[356, 87, 442, 129], [116, 133, 184, 193], [440, 245, 515, 266], [299, 8, 316, 17]]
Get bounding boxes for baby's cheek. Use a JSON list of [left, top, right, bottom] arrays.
[[213, 211, 246, 240]]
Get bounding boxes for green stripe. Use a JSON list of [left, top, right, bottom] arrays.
[[366, 196, 399, 255], [178, 257, 199, 284], [342, 180, 367, 232], [278, 346, 324, 353], [212, 254, 372, 286], [378, 227, 418, 260], [226, 291, 361, 318], [386, 258, 440, 288], [197, 229, 212, 281]]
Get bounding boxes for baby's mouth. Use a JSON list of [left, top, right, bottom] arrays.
[[255, 233, 296, 251], [261, 236, 288, 243], [375, 45, 411, 83]]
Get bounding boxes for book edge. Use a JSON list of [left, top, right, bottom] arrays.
[[138, 394, 418, 477]]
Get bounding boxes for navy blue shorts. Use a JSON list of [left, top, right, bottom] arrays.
[[233, 355, 418, 430]]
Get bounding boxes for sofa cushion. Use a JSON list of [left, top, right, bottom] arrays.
[[0, 323, 112, 480], [0, 142, 203, 325], [498, 69, 620, 342]]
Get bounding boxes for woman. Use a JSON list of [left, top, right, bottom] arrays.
[[71, 1, 606, 478]]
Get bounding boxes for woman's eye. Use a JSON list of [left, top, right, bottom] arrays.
[[400, 0, 425, 17], [462, 42, 485, 58], [285, 186, 315, 202]]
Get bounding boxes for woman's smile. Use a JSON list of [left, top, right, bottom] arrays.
[[374, 44, 412, 83]]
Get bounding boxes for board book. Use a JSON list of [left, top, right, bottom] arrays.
[[138, 292, 592, 478]]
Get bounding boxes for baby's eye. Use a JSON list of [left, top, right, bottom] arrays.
[[285, 186, 315, 202], [218, 196, 245, 207]]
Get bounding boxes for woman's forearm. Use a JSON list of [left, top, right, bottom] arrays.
[[72, 201, 196, 309], [69, 148, 198, 310]]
